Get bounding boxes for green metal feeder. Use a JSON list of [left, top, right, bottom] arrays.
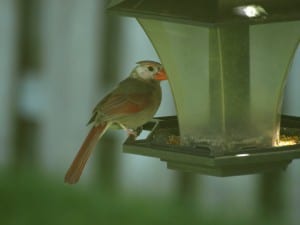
[[108, 0, 300, 176]]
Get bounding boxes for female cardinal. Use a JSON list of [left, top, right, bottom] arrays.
[[64, 60, 167, 184]]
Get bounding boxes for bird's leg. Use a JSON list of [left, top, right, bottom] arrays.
[[119, 124, 137, 139], [126, 129, 138, 137], [126, 129, 138, 143]]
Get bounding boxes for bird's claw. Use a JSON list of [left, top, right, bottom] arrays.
[[126, 129, 137, 137]]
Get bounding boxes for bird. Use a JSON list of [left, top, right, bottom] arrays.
[[64, 60, 167, 184]]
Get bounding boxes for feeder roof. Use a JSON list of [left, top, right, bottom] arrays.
[[108, 0, 300, 26]]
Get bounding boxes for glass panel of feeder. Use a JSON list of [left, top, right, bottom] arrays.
[[250, 21, 300, 146], [139, 18, 300, 155], [139, 19, 210, 144]]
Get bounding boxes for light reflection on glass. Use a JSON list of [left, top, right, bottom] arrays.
[[235, 153, 250, 157], [234, 5, 268, 18], [275, 139, 298, 147]]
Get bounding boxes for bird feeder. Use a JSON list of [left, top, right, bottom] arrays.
[[108, 0, 300, 176]]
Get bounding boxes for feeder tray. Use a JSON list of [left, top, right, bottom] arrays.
[[123, 115, 300, 176]]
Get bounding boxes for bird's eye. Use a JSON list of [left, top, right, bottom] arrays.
[[147, 66, 154, 72]]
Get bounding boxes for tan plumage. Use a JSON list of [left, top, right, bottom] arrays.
[[64, 61, 167, 184]]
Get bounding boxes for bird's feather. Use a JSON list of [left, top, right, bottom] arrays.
[[64, 122, 110, 184]]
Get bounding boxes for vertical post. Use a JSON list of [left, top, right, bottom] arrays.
[[258, 172, 285, 220], [13, 0, 41, 171], [0, 0, 18, 166], [95, 2, 122, 191], [176, 172, 199, 206]]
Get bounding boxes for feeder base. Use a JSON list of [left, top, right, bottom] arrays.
[[123, 116, 300, 176]]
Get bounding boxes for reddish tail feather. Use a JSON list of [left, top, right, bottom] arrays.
[[64, 123, 108, 184]]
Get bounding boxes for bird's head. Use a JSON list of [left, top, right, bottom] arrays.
[[131, 60, 167, 81]]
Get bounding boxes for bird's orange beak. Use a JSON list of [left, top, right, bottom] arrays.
[[154, 68, 167, 81]]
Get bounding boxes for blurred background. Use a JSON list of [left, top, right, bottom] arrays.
[[1, 0, 300, 225]]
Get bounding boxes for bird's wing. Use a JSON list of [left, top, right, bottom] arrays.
[[99, 92, 152, 121], [87, 78, 155, 125]]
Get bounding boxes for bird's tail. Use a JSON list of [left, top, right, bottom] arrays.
[[64, 122, 109, 184]]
